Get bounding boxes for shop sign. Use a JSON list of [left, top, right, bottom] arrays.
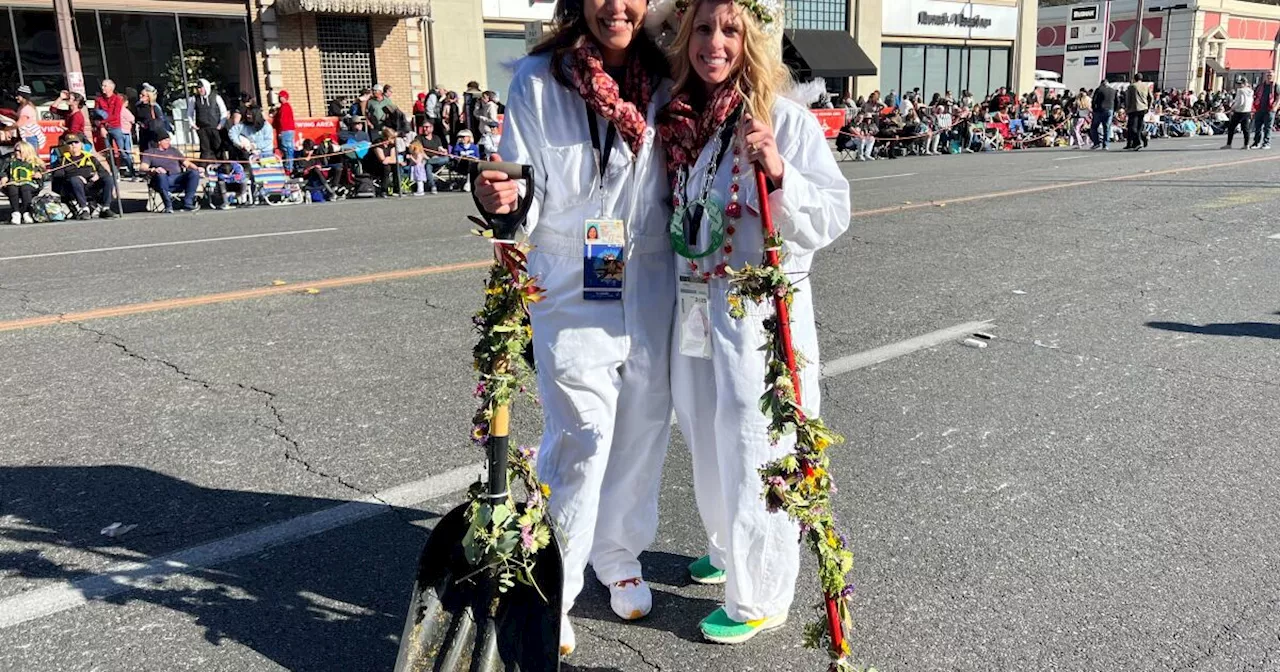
[[811, 109, 845, 140], [882, 0, 1018, 40], [1062, 2, 1109, 92]]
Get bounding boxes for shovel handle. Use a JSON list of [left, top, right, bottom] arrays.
[[487, 404, 511, 500], [470, 161, 536, 242]]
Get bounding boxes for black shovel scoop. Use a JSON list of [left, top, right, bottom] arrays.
[[394, 161, 561, 672]]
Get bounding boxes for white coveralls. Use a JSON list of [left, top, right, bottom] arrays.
[[498, 54, 675, 614], [672, 97, 850, 622]]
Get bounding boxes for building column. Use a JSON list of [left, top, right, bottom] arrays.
[[853, 0, 883, 96], [53, 0, 85, 96]]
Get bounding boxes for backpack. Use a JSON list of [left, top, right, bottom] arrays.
[[33, 194, 69, 222]]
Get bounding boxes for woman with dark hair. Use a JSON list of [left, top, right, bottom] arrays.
[[474, 0, 674, 657]]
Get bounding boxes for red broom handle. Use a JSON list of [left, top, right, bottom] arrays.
[[754, 165, 846, 657]]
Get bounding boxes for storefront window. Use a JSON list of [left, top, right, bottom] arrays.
[[924, 45, 947, 100], [881, 44, 1011, 101], [969, 48, 990, 99], [181, 16, 253, 103], [880, 46, 901, 95], [484, 32, 527, 101], [900, 46, 925, 97], [948, 47, 967, 96], [12, 10, 64, 102], [0, 10, 17, 100], [989, 49, 1010, 93], [74, 12, 108, 97], [786, 0, 846, 32], [97, 12, 183, 106]]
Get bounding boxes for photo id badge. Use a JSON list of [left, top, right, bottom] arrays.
[[584, 218, 625, 301], [678, 275, 712, 359]]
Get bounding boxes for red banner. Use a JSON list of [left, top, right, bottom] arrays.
[[812, 109, 845, 140], [294, 117, 341, 144]]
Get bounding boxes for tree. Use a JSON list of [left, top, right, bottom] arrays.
[[160, 47, 222, 107]]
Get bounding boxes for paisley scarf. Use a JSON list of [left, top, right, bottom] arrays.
[[567, 41, 654, 155], [657, 85, 744, 178]]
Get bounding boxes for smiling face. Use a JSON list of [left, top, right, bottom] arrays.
[[688, 0, 745, 90], [583, 0, 646, 65]]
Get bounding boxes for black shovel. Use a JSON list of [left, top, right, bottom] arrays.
[[393, 161, 561, 672]]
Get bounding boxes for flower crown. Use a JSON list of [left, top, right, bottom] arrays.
[[648, 0, 786, 41]]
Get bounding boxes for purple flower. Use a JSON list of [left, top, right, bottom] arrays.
[[474, 382, 487, 398], [839, 583, 856, 599], [517, 444, 538, 461], [520, 524, 536, 551], [767, 476, 786, 491]]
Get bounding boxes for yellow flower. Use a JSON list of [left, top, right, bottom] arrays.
[[813, 434, 831, 451], [539, 483, 551, 498]]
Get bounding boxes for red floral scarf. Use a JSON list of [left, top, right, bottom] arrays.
[[568, 42, 654, 155], [657, 86, 744, 177]]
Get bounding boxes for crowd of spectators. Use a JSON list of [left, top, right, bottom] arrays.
[[0, 77, 507, 221], [832, 75, 1280, 160], [4, 72, 1279, 222]]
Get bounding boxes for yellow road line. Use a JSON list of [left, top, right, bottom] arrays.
[[2, 154, 1276, 334], [0, 260, 489, 333]]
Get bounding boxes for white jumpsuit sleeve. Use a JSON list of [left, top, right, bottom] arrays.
[[766, 105, 852, 255], [495, 67, 547, 235]]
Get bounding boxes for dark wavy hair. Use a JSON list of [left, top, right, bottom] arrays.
[[530, 0, 670, 92]]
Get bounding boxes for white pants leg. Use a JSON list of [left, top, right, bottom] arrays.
[[861, 137, 875, 159], [590, 339, 674, 585], [672, 300, 802, 623]]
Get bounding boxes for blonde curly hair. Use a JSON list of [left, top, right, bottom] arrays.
[[667, 0, 789, 128]]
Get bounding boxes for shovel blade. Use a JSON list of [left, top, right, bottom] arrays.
[[394, 504, 563, 672]]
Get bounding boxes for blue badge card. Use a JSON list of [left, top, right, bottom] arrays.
[[583, 218, 625, 301]]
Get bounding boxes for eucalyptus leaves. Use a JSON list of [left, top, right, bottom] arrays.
[[462, 239, 555, 598], [726, 245, 859, 672]]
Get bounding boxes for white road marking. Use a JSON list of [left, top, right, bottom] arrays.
[[821, 320, 995, 378], [0, 228, 338, 262], [0, 319, 992, 629], [0, 462, 484, 630], [848, 173, 916, 182], [1052, 155, 1088, 162], [1269, 233, 1280, 239]]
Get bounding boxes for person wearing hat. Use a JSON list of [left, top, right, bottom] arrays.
[[450, 128, 479, 192], [140, 129, 201, 213], [187, 79, 229, 160], [4, 86, 46, 152], [50, 133, 118, 219], [273, 90, 297, 172], [1224, 75, 1254, 149], [94, 80, 137, 177]]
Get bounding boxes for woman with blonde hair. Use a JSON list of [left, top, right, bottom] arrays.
[[1, 140, 43, 224], [653, 0, 850, 644]]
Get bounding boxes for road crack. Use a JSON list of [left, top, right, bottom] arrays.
[[579, 624, 663, 671], [68, 321, 397, 509]]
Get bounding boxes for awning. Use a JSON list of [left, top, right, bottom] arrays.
[[783, 30, 877, 79], [274, 0, 431, 16], [1205, 57, 1227, 74]]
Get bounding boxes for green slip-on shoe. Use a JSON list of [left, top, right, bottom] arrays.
[[688, 555, 727, 585], [699, 607, 788, 644]]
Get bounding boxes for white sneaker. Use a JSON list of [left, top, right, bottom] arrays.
[[22, 212, 33, 224], [608, 578, 652, 621], [559, 614, 575, 657], [463, 180, 472, 193], [9, 211, 19, 225]]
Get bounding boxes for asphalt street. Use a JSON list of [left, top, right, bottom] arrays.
[[2, 138, 1279, 672]]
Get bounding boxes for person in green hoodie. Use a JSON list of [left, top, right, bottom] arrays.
[[1, 140, 43, 224]]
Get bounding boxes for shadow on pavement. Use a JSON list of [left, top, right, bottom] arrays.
[[1146, 320, 1280, 340], [575, 551, 717, 646], [0, 464, 437, 671]]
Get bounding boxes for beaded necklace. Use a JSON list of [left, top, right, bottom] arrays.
[[670, 106, 744, 279]]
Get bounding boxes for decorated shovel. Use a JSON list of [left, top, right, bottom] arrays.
[[393, 161, 561, 672]]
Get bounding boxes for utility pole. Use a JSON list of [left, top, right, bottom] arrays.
[[1131, 0, 1147, 80], [53, 0, 85, 96]]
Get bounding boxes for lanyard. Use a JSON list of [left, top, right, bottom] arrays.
[[585, 105, 618, 192], [679, 105, 742, 246]]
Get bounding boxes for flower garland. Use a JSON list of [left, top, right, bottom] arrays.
[[461, 235, 555, 599], [725, 232, 860, 672]]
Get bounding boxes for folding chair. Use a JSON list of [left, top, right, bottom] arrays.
[[249, 156, 305, 206]]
